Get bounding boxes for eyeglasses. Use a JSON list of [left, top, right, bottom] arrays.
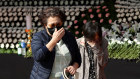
[[47, 22, 62, 28]]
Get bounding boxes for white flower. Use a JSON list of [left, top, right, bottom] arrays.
[[117, 37, 122, 41], [117, 14, 121, 18], [134, 39, 138, 43], [130, 13, 134, 16], [19, 17, 23, 21], [130, 9, 134, 12], [32, 22, 35, 27], [137, 33, 140, 39], [128, 40, 133, 44], [138, 15, 140, 19], [4, 12, 7, 16], [132, 24, 137, 32], [1, 44, 4, 48], [107, 30, 112, 36], [38, 22, 41, 26], [118, 18, 122, 23], [10, 44, 15, 48], [125, 9, 128, 12], [121, 23, 129, 29], [6, 43, 9, 49], [136, 38, 140, 44], [33, 12, 37, 16], [16, 44, 19, 48], [120, 41, 124, 44], [110, 38, 117, 44], [5, 17, 8, 21], [133, 16, 137, 19], [115, 5, 119, 8], [33, 8, 37, 12], [6, 23, 10, 26], [128, 17, 132, 21], [9, 17, 13, 21], [18, 12, 22, 16], [22, 22, 25, 26], [35, 17, 39, 21], [11, 22, 14, 27], [123, 18, 126, 22], [137, 42, 140, 44], [111, 22, 120, 33], [8, 8, 12, 12], [112, 32, 118, 39], [135, 8, 138, 11], [14, 16, 18, 21], [136, 11, 139, 15], [126, 13, 130, 17], [116, 8, 120, 12], [120, 9, 124, 13], [16, 22, 20, 26], [116, 40, 121, 44], [121, 13, 125, 17], [123, 38, 128, 41], [17, 8, 22, 12], [1, 17, 3, 21]]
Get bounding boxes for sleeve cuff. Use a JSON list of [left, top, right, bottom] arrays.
[[41, 46, 51, 54]]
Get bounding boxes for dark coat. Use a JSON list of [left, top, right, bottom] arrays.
[[30, 29, 81, 79]]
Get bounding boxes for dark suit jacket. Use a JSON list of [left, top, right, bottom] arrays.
[[30, 29, 81, 79]]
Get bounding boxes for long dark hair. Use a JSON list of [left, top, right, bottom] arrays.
[[83, 21, 102, 45]]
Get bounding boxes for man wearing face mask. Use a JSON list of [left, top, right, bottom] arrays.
[[30, 7, 81, 79]]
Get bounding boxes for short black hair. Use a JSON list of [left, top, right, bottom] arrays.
[[39, 7, 66, 27]]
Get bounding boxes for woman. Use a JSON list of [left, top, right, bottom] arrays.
[[30, 7, 81, 79], [76, 21, 108, 79]]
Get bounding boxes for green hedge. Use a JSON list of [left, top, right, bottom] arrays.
[[108, 42, 140, 62], [0, 42, 140, 62], [0, 48, 32, 58]]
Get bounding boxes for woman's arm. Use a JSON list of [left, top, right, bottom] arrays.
[[66, 32, 81, 75], [67, 62, 79, 75], [31, 33, 52, 61], [70, 32, 81, 67], [31, 28, 65, 61]]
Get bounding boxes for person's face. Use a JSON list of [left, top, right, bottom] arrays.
[[86, 38, 95, 43], [46, 16, 63, 29], [45, 16, 63, 35], [85, 38, 96, 47]]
